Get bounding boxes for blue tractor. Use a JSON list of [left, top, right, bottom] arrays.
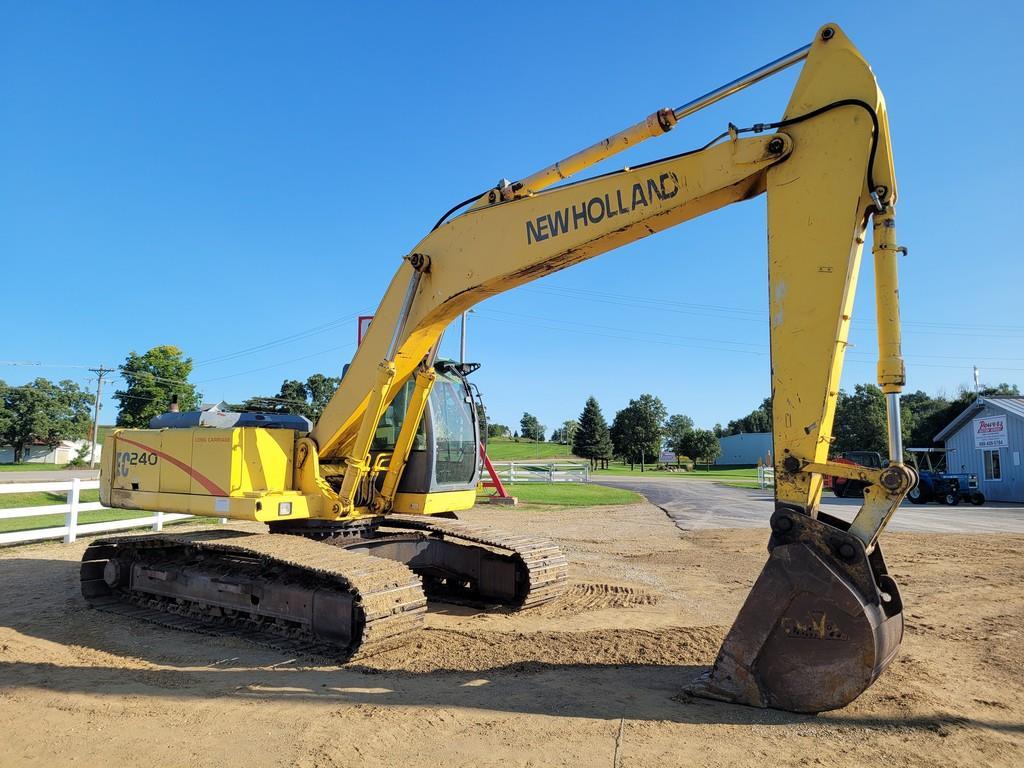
[[906, 448, 985, 506]]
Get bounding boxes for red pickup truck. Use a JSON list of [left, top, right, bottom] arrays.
[[827, 450, 885, 498]]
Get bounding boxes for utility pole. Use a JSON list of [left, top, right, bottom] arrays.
[[88, 365, 115, 468]]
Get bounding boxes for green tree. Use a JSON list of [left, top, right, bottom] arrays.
[[475, 403, 487, 438], [244, 379, 306, 416], [0, 378, 94, 463], [305, 373, 342, 422], [906, 382, 1020, 446], [573, 397, 613, 469], [681, 428, 721, 467], [832, 384, 888, 454], [663, 413, 695, 464], [552, 419, 578, 445], [243, 374, 342, 422], [487, 423, 510, 439], [610, 406, 640, 469], [115, 346, 201, 427], [520, 412, 545, 442], [900, 390, 950, 447], [278, 380, 310, 414], [611, 394, 666, 470], [726, 397, 772, 435], [631, 394, 667, 466]]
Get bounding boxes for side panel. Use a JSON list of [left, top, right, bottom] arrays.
[[102, 427, 310, 521], [98, 434, 117, 507], [241, 428, 294, 492], [104, 427, 297, 496], [393, 489, 477, 515], [109, 432, 162, 492], [106, 488, 313, 521], [190, 431, 236, 496], [159, 430, 194, 493]]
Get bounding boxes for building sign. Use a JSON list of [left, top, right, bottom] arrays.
[[357, 315, 373, 346], [973, 415, 1008, 449]]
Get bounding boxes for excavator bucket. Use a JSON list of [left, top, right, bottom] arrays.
[[689, 509, 903, 713]]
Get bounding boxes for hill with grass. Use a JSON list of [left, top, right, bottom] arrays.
[[484, 437, 579, 461]]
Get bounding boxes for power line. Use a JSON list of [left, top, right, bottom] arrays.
[[476, 307, 767, 349], [192, 308, 371, 367], [528, 283, 1024, 331], [472, 311, 767, 356], [471, 310, 1024, 371], [524, 285, 1024, 338]]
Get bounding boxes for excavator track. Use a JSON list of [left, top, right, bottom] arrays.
[[80, 530, 426, 660], [366, 515, 569, 608]]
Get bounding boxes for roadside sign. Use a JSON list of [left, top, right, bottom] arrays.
[[972, 415, 1008, 449]]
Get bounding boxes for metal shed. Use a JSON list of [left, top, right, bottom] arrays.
[[934, 396, 1024, 503], [715, 432, 773, 466]]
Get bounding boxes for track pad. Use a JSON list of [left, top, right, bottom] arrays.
[[688, 509, 903, 713]]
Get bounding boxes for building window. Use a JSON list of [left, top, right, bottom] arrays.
[[983, 449, 1001, 481]]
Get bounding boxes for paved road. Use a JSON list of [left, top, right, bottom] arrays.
[[594, 476, 1024, 534], [0, 469, 100, 484]]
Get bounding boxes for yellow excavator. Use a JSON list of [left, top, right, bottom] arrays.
[[84, 23, 915, 713]]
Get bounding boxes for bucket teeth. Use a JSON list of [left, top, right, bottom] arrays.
[[688, 653, 767, 708]]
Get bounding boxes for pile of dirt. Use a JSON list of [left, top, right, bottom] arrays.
[[359, 625, 723, 674]]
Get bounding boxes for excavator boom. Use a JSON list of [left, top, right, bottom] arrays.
[[93, 23, 914, 713]]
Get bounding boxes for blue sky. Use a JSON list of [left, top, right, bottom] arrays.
[[3, 2, 1022, 435]]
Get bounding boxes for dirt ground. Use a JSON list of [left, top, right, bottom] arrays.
[[1, 502, 1021, 767]]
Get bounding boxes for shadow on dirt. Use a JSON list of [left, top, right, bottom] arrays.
[[1, 657, 1020, 734]]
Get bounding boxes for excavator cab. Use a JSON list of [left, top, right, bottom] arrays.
[[371, 360, 482, 499]]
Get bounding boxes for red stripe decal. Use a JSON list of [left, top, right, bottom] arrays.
[[117, 435, 229, 497]]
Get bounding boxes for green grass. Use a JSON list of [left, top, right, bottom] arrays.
[[719, 480, 764, 490], [484, 438, 578, 461], [0, 490, 101, 510], [480, 482, 641, 507], [0, 489, 149, 534], [0, 489, 205, 534], [0, 463, 67, 472], [593, 463, 760, 481], [0, 508, 173, 534]]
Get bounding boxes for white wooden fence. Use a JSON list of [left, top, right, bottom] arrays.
[[758, 465, 775, 490], [0, 478, 211, 547], [488, 461, 590, 484]]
